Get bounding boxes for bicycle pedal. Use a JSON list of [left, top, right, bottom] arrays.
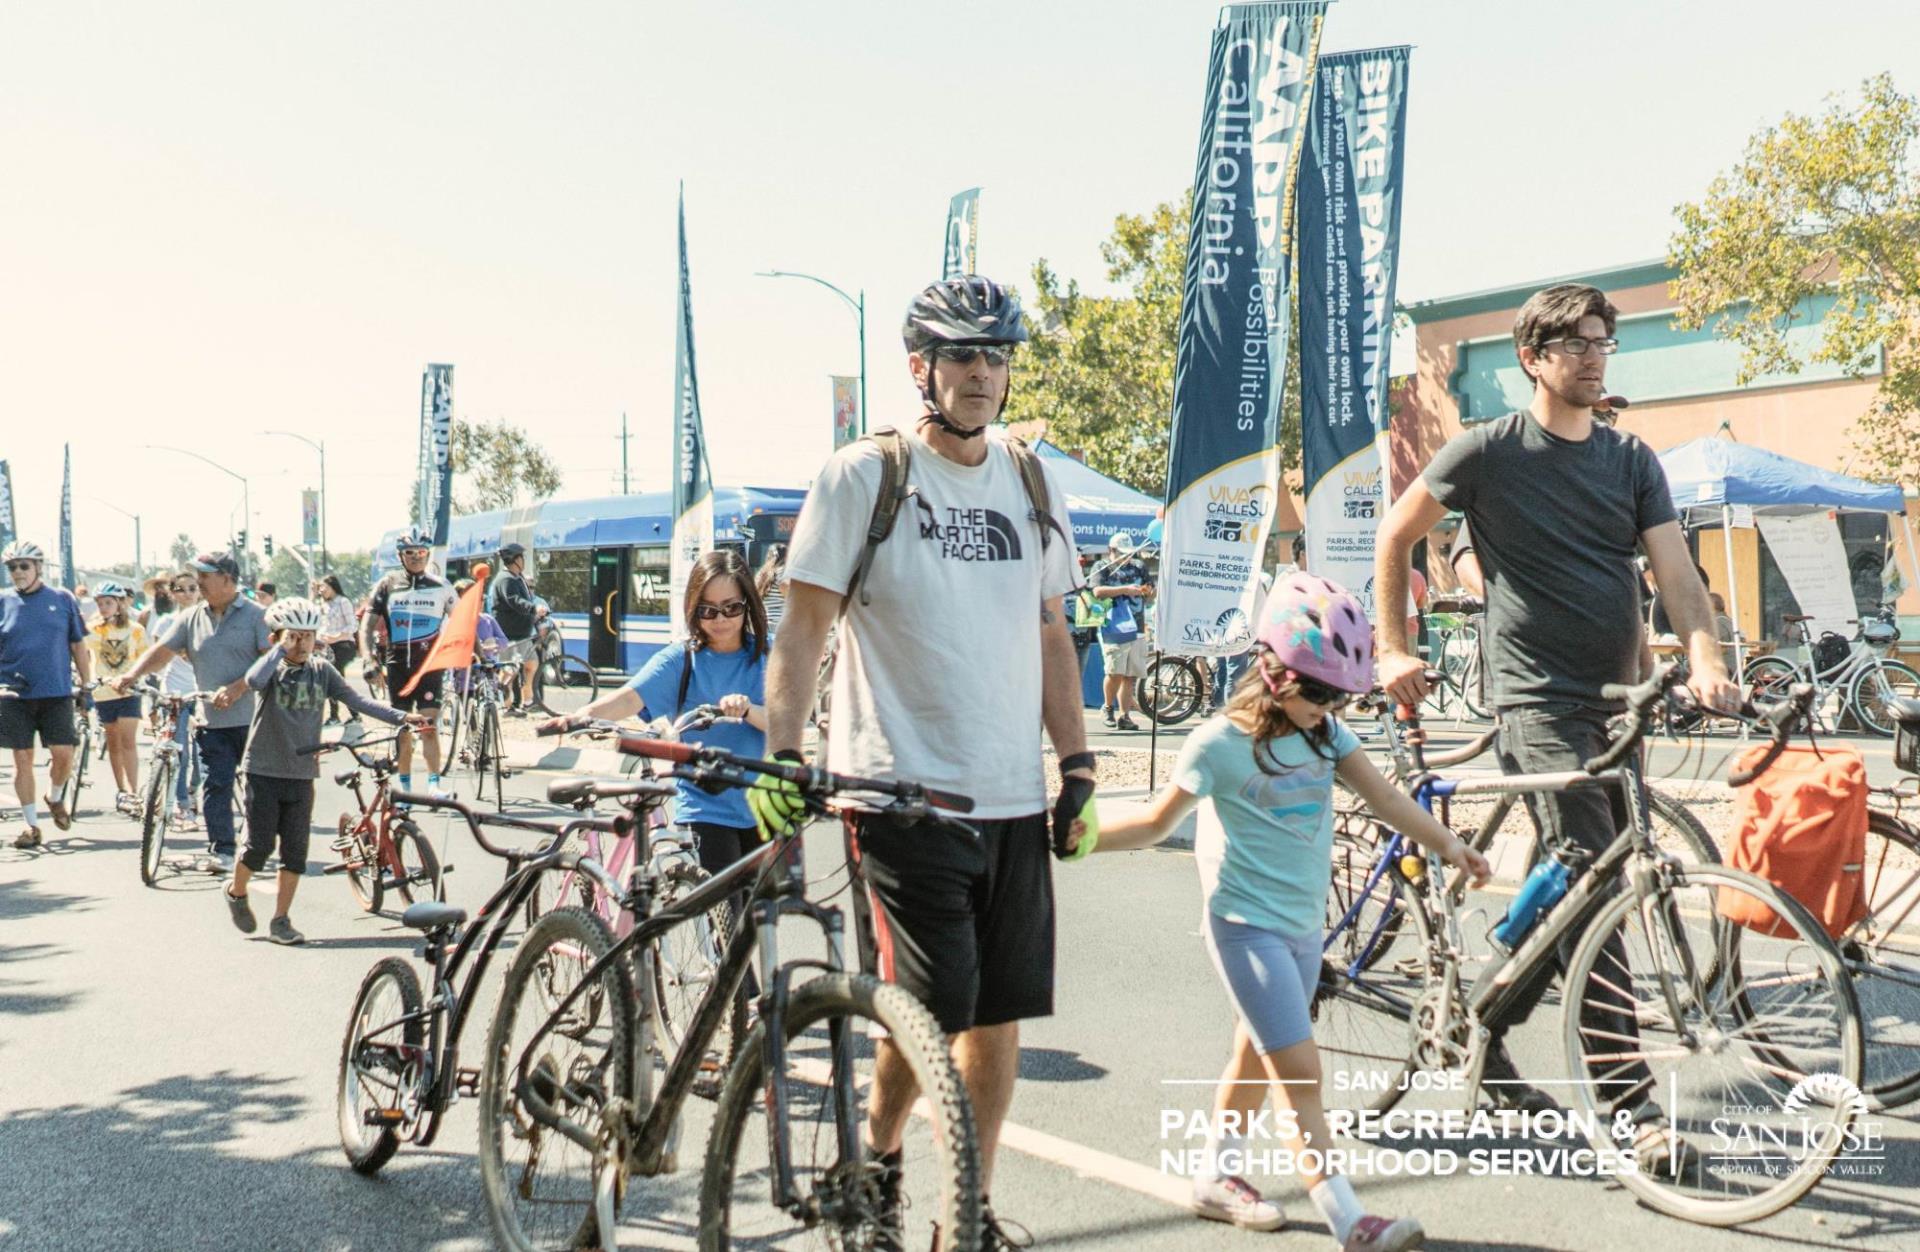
[[455, 1067, 481, 1098], [363, 1108, 406, 1126]]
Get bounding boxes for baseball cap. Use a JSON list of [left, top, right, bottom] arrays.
[[190, 551, 241, 578]]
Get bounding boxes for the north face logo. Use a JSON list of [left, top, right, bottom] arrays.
[[918, 504, 1023, 562]]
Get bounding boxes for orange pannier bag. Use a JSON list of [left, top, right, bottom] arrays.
[[1717, 745, 1868, 940]]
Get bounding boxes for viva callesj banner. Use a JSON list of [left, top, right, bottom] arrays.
[[669, 184, 714, 635], [418, 364, 454, 545], [1299, 47, 1409, 613], [1158, 2, 1326, 656]]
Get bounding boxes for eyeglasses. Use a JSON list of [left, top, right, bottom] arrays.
[[695, 599, 748, 621], [171, 585, 196, 594], [1291, 674, 1353, 708], [6, 561, 35, 572], [1537, 336, 1619, 356], [930, 343, 1016, 367]]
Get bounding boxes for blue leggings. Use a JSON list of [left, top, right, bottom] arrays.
[[1203, 913, 1323, 1054], [173, 705, 204, 812]]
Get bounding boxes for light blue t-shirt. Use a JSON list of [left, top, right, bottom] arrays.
[[626, 642, 767, 829], [1174, 713, 1362, 936]]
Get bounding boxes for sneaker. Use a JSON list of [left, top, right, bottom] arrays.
[[178, 814, 201, 833], [1102, 706, 1116, 728], [867, 1148, 904, 1252], [1631, 1117, 1703, 1183], [981, 1206, 1032, 1251], [1192, 1174, 1286, 1232], [225, 887, 257, 934], [1115, 715, 1141, 732], [268, 916, 306, 946], [1344, 1214, 1425, 1252], [200, 852, 235, 875], [1479, 1044, 1558, 1113]]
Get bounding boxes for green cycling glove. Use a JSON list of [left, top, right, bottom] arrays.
[[1051, 764, 1099, 862], [747, 749, 810, 842]]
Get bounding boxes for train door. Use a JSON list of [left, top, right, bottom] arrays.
[[589, 547, 630, 670]]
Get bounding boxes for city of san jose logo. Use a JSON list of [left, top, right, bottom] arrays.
[[1215, 606, 1251, 646], [1709, 1072, 1882, 1178]]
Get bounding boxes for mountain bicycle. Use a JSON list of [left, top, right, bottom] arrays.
[[1744, 603, 1918, 737], [312, 737, 445, 912], [132, 683, 221, 885], [442, 655, 514, 811], [1315, 665, 1863, 1226], [479, 735, 983, 1252], [336, 788, 656, 1177], [1841, 696, 1920, 1110]]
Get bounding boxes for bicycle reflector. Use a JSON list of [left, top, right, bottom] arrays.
[[618, 735, 695, 763]]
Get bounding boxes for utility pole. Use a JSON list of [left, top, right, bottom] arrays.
[[620, 412, 630, 494]]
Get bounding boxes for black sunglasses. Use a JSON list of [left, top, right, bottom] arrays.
[[930, 343, 1016, 367], [695, 599, 748, 621], [6, 561, 35, 572], [1291, 674, 1352, 708]]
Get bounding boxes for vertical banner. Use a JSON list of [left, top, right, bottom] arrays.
[[1157, 2, 1326, 656], [301, 489, 321, 547], [1299, 47, 1410, 613], [418, 364, 455, 545], [941, 187, 981, 280], [669, 184, 714, 635], [60, 445, 75, 589], [830, 375, 861, 451], [0, 459, 16, 550]]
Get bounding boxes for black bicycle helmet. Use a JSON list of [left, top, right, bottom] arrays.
[[497, 542, 526, 563], [901, 276, 1030, 352]]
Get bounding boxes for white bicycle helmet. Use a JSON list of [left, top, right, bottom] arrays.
[[93, 578, 131, 599], [267, 596, 325, 632], [3, 540, 46, 564]]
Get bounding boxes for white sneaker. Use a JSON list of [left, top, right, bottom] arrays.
[[200, 852, 234, 874], [1192, 1174, 1286, 1232]]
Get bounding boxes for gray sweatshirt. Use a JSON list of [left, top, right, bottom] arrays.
[[242, 644, 407, 780]]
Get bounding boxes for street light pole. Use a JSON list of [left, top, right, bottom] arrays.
[[266, 431, 327, 574], [144, 445, 251, 580], [756, 270, 868, 437], [91, 498, 142, 583]]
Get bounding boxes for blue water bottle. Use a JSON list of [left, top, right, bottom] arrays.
[[1489, 848, 1579, 951]]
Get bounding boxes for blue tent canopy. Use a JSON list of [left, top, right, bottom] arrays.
[[1660, 437, 1906, 514], [1032, 440, 1160, 550]]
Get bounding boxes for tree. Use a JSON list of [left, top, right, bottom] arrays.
[[329, 551, 375, 601], [407, 419, 565, 521], [1005, 197, 1302, 499], [168, 532, 196, 569], [1670, 73, 1920, 485]]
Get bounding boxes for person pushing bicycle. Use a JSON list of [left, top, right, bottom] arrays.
[[1373, 282, 1741, 1178]]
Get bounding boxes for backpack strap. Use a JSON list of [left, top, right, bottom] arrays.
[[1003, 435, 1074, 561], [844, 427, 912, 612], [674, 639, 696, 715]]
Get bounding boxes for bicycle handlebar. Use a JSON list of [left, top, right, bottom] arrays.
[[297, 736, 402, 767], [1588, 661, 1815, 786], [616, 736, 977, 816], [545, 775, 678, 809], [388, 790, 623, 861]]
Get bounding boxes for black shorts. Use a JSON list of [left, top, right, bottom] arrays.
[[844, 810, 1054, 1034], [0, 696, 79, 750], [243, 773, 316, 874], [384, 662, 444, 713]]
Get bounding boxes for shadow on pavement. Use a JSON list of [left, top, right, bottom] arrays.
[[1019, 1047, 1111, 1083], [0, 877, 96, 921]]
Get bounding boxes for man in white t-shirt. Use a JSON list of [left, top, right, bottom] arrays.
[[751, 276, 1099, 1250]]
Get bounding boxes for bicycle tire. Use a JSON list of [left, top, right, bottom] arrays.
[[480, 907, 634, 1252], [439, 687, 465, 778], [698, 972, 981, 1252], [140, 755, 173, 886], [482, 700, 508, 812], [1562, 863, 1861, 1227], [1851, 661, 1920, 738], [1135, 656, 1205, 726], [340, 814, 378, 912], [651, 859, 747, 1085], [1848, 810, 1920, 1110], [337, 956, 424, 1176], [1743, 655, 1798, 702], [1313, 873, 1429, 1120], [1460, 648, 1492, 721], [62, 718, 91, 819], [1327, 782, 1408, 972], [387, 818, 442, 907], [535, 653, 600, 717]]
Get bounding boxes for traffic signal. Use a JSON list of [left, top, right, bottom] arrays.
[[264, 534, 275, 557], [237, 529, 248, 553]]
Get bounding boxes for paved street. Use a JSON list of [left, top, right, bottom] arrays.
[[2, 724, 1916, 1251]]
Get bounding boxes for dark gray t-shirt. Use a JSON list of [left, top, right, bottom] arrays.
[[1422, 412, 1676, 710], [242, 646, 406, 779]]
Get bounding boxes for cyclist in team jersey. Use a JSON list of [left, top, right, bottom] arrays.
[[360, 527, 456, 797], [749, 276, 1096, 1251]]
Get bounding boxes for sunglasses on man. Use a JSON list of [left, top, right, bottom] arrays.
[[929, 343, 1017, 367], [6, 561, 36, 573], [695, 599, 748, 622]]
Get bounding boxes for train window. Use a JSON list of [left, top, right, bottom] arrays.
[[630, 545, 671, 617], [537, 549, 591, 616]]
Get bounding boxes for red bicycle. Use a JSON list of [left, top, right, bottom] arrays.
[[311, 737, 445, 912]]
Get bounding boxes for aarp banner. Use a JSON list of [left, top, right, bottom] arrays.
[[418, 364, 454, 545], [1157, 2, 1326, 657]]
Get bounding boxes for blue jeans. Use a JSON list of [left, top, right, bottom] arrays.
[[173, 705, 204, 813], [196, 725, 249, 856]]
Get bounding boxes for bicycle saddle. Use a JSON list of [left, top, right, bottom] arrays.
[[1890, 697, 1920, 728], [1781, 614, 1815, 623], [400, 901, 467, 931], [333, 770, 358, 787]]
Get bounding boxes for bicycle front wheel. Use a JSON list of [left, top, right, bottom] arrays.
[[535, 653, 600, 717], [139, 756, 173, 885], [1563, 863, 1861, 1227], [1851, 661, 1920, 738], [700, 972, 980, 1252], [1847, 810, 1920, 1110], [480, 907, 635, 1252], [1136, 656, 1204, 726]]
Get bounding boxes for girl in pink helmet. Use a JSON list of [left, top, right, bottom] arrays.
[[1073, 573, 1489, 1252]]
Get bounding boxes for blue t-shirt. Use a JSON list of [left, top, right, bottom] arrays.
[[1174, 713, 1362, 936], [0, 584, 88, 698], [626, 643, 768, 829]]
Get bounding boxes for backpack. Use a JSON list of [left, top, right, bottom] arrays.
[[1716, 745, 1868, 940]]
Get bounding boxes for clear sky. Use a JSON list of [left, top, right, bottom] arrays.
[[4, 0, 1916, 569]]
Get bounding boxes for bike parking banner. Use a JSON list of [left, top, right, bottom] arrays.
[[941, 187, 981, 280], [59, 444, 74, 588], [831, 375, 861, 451], [669, 184, 714, 637], [1157, 2, 1326, 657], [1755, 511, 1857, 643], [0, 459, 16, 548], [418, 363, 454, 545], [1299, 46, 1409, 615]]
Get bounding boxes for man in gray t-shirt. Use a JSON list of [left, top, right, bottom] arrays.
[[1372, 283, 1737, 1176]]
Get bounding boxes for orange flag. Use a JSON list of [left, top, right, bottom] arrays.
[[399, 578, 486, 697]]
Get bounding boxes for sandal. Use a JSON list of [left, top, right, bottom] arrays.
[[48, 798, 72, 831], [14, 827, 43, 849]]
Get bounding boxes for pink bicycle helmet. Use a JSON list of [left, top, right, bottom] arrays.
[[1255, 572, 1374, 694]]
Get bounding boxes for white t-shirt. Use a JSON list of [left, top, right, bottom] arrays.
[[786, 428, 1079, 819], [150, 610, 198, 694]]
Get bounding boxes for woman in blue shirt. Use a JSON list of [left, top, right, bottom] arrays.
[[549, 549, 770, 880]]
